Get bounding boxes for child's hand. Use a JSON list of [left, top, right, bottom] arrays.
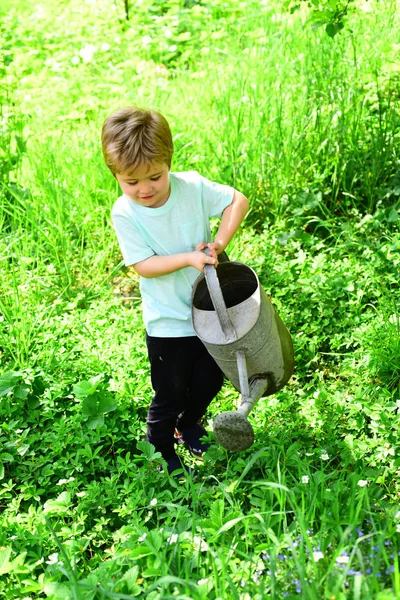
[[195, 241, 223, 261], [189, 250, 217, 272]]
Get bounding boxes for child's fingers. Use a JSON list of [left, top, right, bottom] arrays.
[[205, 255, 218, 266], [207, 242, 222, 257], [196, 241, 208, 251]]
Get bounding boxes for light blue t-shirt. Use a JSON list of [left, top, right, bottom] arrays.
[[111, 171, 235, 337]]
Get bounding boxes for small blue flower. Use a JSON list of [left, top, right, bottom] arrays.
[[385, 566, 395, 574], [261, 553, 270, 561], [347, 570, 362, 576]]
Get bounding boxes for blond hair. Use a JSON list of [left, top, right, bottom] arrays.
[[101, 107, 174, 175]]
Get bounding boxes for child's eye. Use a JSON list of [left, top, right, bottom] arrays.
[[150, 176, 161, 181], [127, 181, 138, 186]]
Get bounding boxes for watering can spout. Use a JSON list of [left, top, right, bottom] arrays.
[[192, 259, 294, 451], [237, 378, 270, 418]]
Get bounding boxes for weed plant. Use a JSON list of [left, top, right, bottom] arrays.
[[0, 0, 400, 598]]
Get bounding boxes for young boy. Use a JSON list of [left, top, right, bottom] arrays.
[[102, 107, 249, 475]]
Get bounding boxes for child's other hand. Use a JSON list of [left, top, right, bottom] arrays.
[[189, 250, 217, 272], [195, 241, 223, 261], [207, 241, 223, 260]]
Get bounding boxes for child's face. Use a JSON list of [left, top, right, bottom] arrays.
[[116, 162, 170, 208]]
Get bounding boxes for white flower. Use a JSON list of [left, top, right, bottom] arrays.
[[138, 533, 147, 542], [142, 35, 152, 45], [101, 42, 111, 52], [302, 475, 309, 484], [79, 44, 97, 63], [56, 477, 75, 486], [336, 555, 350, 564], [150, 498, 157, 506], [192, 536, 209, 552], [198, 578, 208, 585], [167, 533, 178, 544], [357, 480, 368, 487], [305, 452, 314, 456], [71, 56, 80, 65], [46, 552, 59, 565], [394, 511, 400, 520], [321, 453, 329, 461], [313, 551, 324, 562], [396, 524, 400, 533]]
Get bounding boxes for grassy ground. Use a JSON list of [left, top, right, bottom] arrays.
[[0, 0, 400, 598]]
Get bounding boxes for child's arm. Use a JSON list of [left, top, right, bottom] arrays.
[[133, 250, 217, 278], [197, 190, 249, 259], [132, 190, 248, 278]]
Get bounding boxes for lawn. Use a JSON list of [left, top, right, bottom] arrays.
[[0, 0, 399, 598]]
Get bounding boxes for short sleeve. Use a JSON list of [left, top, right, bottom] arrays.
[[200, 175, 235, 218], [112, 212, 154, 267]]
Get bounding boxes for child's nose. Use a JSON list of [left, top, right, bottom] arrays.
[[141, 180, 152, 193]]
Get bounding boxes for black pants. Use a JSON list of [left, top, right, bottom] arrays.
[[145, 335, 224, 459]]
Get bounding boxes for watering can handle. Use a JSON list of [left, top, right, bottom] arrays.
[[203, 249, 238, 343]]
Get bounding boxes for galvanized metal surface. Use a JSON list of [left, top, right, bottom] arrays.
[[192, 260, 294, 451], [212, 411, 255, 451], [192, 262, 294, 397]]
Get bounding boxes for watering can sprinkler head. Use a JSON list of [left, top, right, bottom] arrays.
[[213, 411, 254, 451], [213, 377, 268, 451]]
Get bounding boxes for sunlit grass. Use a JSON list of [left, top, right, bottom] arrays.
[[0, 0, 399, 597]]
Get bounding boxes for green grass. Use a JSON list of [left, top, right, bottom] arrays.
[[1, 0, 400, 598]]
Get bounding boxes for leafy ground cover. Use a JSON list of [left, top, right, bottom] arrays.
[[1, 0, 399, 598]]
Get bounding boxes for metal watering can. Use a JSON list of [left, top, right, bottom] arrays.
[[191, 257, 294, 451]]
